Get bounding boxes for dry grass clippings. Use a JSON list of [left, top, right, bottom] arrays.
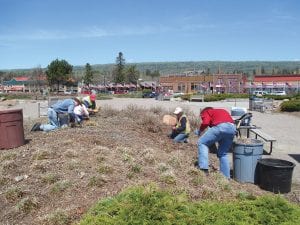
[[1, 105, 294, 225]]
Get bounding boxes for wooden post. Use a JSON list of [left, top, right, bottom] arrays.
[[38, 102, 40, 118]]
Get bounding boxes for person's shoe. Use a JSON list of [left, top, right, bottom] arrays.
[[183, 138, 189, 143], [31, 123, 41, 132], [200, 169, 209, 176]]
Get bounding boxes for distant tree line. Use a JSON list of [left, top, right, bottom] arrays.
[[1, 57, 300, 89]]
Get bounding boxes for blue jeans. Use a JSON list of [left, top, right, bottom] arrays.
[[173, 133, 188, 143], [40, 108, 59, 132], [197, 122, 236, 178]]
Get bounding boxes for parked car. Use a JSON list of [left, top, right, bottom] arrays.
[[172, 92, 184, 97], [64, 90, 73, 95], [142, 92, 156, 98], [273, 91, 287, 96], [253, 91, 268, 96]]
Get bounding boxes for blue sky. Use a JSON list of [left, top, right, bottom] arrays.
[[0, 0, 299, 70]]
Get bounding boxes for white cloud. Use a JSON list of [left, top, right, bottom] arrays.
[[0, 21, 215, 42]]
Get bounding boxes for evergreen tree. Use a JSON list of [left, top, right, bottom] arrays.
[[83, 63, 94, 86], [113, 52, 125, 83]]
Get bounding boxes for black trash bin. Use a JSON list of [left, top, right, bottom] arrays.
[[257, 158, 295, 193]]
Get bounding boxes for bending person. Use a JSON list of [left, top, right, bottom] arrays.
[[31, 98, 81, 132], [74, 100, 89, 124], [197, 107, 236, 178]]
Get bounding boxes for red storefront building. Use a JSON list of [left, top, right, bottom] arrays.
[[245, 75, 300, 94]]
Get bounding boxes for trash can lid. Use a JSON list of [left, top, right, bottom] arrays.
[[258, 158, 295, 168], [234, 138, 263, 146], [0, 109, 23, 115]]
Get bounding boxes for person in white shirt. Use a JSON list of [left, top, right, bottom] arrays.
[[74, 102, 89, 124]]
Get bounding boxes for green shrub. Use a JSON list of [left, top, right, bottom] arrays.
[[0, 152, 17, 161], [5, 187, 24, 202], [0, 93, 31, 100], [97, 94, 113, 100], [265, 94, 291, 100], [79, 185, 300, 225], [280, 100, 300, 112], [204, 94, 226, 102], [204, 93, 250, 102], [142, 89, 152, 94], [181, 94, 192, 101], [41, 173, 60, 184], [16, 197, 39, 213], [88, 176, 107, 187], [50, 181, 71, 194], [97, 165, 113, 174], [293, 94, 300, 99]]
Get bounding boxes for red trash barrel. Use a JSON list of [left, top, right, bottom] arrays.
[[0, 109, 25, 149]]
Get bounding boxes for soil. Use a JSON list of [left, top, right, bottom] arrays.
[[0, 105, 299, 225]]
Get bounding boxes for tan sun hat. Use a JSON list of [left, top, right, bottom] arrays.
[[173, 107, 183, 115], [74, 97, 82, 105]]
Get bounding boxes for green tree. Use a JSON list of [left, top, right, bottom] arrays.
[[150, 70, 160, 81], [46, 59, 73, 91], [113, 52, 125, 83], [126, 65, 140, 84], [83, 63, 94, 86]]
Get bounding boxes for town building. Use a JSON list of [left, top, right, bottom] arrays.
[[2, 76, 47, 93], [245, 75, 300, 94], [159, 73, 300, 95], [159, 73, 247, 94]]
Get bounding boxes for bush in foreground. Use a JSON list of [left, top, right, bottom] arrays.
[[280, 100, 300, 112], [79, 185, 300, 225]]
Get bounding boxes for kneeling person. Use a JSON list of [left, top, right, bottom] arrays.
[[74, 101, 89, 124], [169, 107, 190, 143]]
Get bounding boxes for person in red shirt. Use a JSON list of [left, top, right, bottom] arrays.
[[90, 90, 97, 110], [197, 107, 236, 178]]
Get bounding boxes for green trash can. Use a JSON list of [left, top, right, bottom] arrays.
[[233, 138, 263, 183]]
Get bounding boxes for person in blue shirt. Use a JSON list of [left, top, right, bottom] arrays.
[[31, 98, 81, 132]]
